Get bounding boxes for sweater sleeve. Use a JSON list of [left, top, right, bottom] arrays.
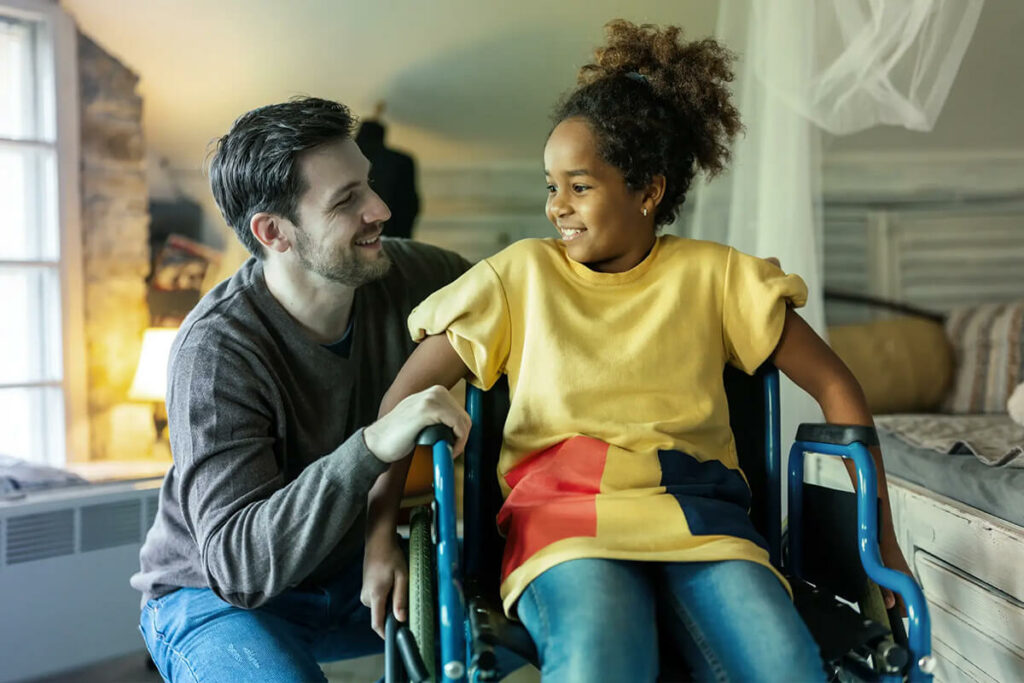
[[722, 248, 809, 375], [407, 258, 511, 390], [168, 329, 388, 608]]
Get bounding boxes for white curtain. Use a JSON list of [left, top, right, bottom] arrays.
[[689, 0, 983, 449]]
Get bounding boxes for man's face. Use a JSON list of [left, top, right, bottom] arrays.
[[288, 138, 392, 286]]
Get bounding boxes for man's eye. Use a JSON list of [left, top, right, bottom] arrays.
[[545, 184, 557, 194], [572, 184, 589, 193], [334, 194, 354, 209]]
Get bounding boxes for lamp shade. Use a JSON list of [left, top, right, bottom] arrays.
[[128, 327, 178, 402]]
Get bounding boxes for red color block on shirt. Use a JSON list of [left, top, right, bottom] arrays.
[[497, 436, 608, 581]]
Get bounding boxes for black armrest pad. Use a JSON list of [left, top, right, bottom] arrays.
[[795, 423, 879, 447], [417, 424, 456, 446]]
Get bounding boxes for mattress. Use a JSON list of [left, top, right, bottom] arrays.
[[878, 427, 1024, 528]]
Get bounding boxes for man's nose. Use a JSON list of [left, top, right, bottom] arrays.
[[365, 190, 392, 224]]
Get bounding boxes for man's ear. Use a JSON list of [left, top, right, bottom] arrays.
[[251, 212, 291, 254]]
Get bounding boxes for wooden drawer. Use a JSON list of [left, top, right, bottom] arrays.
[[914, 550, 1024, 682], [888, 478, 1024, 601]]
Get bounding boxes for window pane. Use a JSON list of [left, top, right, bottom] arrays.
[[0, 16, 39, 140], [0, 266, 62, 385], [0, 145, 58, 260], [0, 386, 64, 465]]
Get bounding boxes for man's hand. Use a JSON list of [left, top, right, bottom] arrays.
[[364, 385, 471, 464], [360, 533, 408, 638]]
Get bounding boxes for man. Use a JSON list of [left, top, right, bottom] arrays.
[[130, 97, 472, 681]]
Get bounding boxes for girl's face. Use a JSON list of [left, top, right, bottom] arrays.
[[544, 117, 657, 273]]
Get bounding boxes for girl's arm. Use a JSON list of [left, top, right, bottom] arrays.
[[771, 308, 912, 610], [361, 333, 471, 636]]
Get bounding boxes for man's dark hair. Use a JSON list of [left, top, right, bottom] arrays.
[[208, 97, 356, 257]]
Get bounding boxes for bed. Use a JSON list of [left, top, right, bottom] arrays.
[[815, 197, 1024, 682]]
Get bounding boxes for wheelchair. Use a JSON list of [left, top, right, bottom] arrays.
[[385, 365, 935, 682]]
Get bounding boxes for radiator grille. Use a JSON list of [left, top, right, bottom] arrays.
[[80, 500, 142, 552], [5, 510, 75, 564]]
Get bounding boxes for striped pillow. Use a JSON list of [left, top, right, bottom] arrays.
[[941, 301, 1024, 414]]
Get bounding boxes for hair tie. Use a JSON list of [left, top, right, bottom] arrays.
[[625, 71, 649, 84]]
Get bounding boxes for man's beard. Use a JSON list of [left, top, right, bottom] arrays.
[[293, 227, 392, 286]]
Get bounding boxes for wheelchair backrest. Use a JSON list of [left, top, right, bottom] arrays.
[[722, 363, 774, 544]]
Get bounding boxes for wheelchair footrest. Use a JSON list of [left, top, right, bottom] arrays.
[[466, 584, 538, 676]]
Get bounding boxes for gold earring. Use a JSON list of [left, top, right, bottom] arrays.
[[642, 207, 648, 217]]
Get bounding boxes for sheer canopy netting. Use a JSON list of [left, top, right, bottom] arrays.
[[754, 0, 984, 135], [687, 0, 982, 448]]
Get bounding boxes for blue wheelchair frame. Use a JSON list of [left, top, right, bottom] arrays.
[[408, 367, 934, 682]]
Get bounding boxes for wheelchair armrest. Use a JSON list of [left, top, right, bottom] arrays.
[[795, 423, 878, 447], [789, 439, 934, 681], [417, 424, 456, 447]]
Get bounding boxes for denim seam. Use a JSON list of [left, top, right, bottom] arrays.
[[147, 605, 202, 683], [667, 591, 729, 682], [524, 582, 551, 659]]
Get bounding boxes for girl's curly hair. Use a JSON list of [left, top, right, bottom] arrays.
[[553, 20, 742, 228]]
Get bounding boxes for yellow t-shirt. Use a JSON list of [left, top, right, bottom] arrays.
[[408, 235, 807, 613]]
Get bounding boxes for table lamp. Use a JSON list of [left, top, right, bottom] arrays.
[[128, 327, 178, 441]]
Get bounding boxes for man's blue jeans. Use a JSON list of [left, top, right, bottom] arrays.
[[516, 558, 825, 682], [139, 559, 382, 682]]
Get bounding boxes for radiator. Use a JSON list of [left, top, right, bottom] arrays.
[[0, 478, 162, 682]]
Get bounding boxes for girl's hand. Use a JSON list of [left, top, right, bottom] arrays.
[[360, 533, 408, 638], [880, 534, 912, 616]]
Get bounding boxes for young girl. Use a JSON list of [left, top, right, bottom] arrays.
[[363, 20, 911, 682]]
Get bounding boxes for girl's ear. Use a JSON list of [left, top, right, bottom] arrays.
[[642, 175, 667, 214]]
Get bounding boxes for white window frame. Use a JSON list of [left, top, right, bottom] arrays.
[[1, 0, 87, 465]]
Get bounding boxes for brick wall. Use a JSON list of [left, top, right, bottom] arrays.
[[78, 32, 152, 460]]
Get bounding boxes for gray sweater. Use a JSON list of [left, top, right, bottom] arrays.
[[130, 239, 468, 608]]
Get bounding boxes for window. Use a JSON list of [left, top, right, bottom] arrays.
[[0, 1, 85, 466]]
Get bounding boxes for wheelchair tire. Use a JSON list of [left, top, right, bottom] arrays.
[[409, 505, 437, 681]]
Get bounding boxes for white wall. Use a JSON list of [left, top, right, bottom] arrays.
[[61, 0, 718, 168]]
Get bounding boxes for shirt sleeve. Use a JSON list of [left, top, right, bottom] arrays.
[[407, 258, 511, 390], [169, 328, 387, 608], [722, 248, 809, 374]]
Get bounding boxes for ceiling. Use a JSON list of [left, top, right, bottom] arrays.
[[60, 0, 719, 169]]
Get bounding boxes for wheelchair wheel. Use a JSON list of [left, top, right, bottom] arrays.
[[409, 505, 436, 681]]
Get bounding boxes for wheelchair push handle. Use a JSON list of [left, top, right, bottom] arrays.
[[385, 612, 431, 683], [417, 424, 456, 447]]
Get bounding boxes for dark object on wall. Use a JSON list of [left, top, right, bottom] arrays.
[[149, 198, 204, 251], [355, 120, 420, 239], [146, 235, 221, 326]]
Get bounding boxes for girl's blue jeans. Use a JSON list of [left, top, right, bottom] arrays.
[[139, 558, 382, 682], [516, 558, 825, 682]]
